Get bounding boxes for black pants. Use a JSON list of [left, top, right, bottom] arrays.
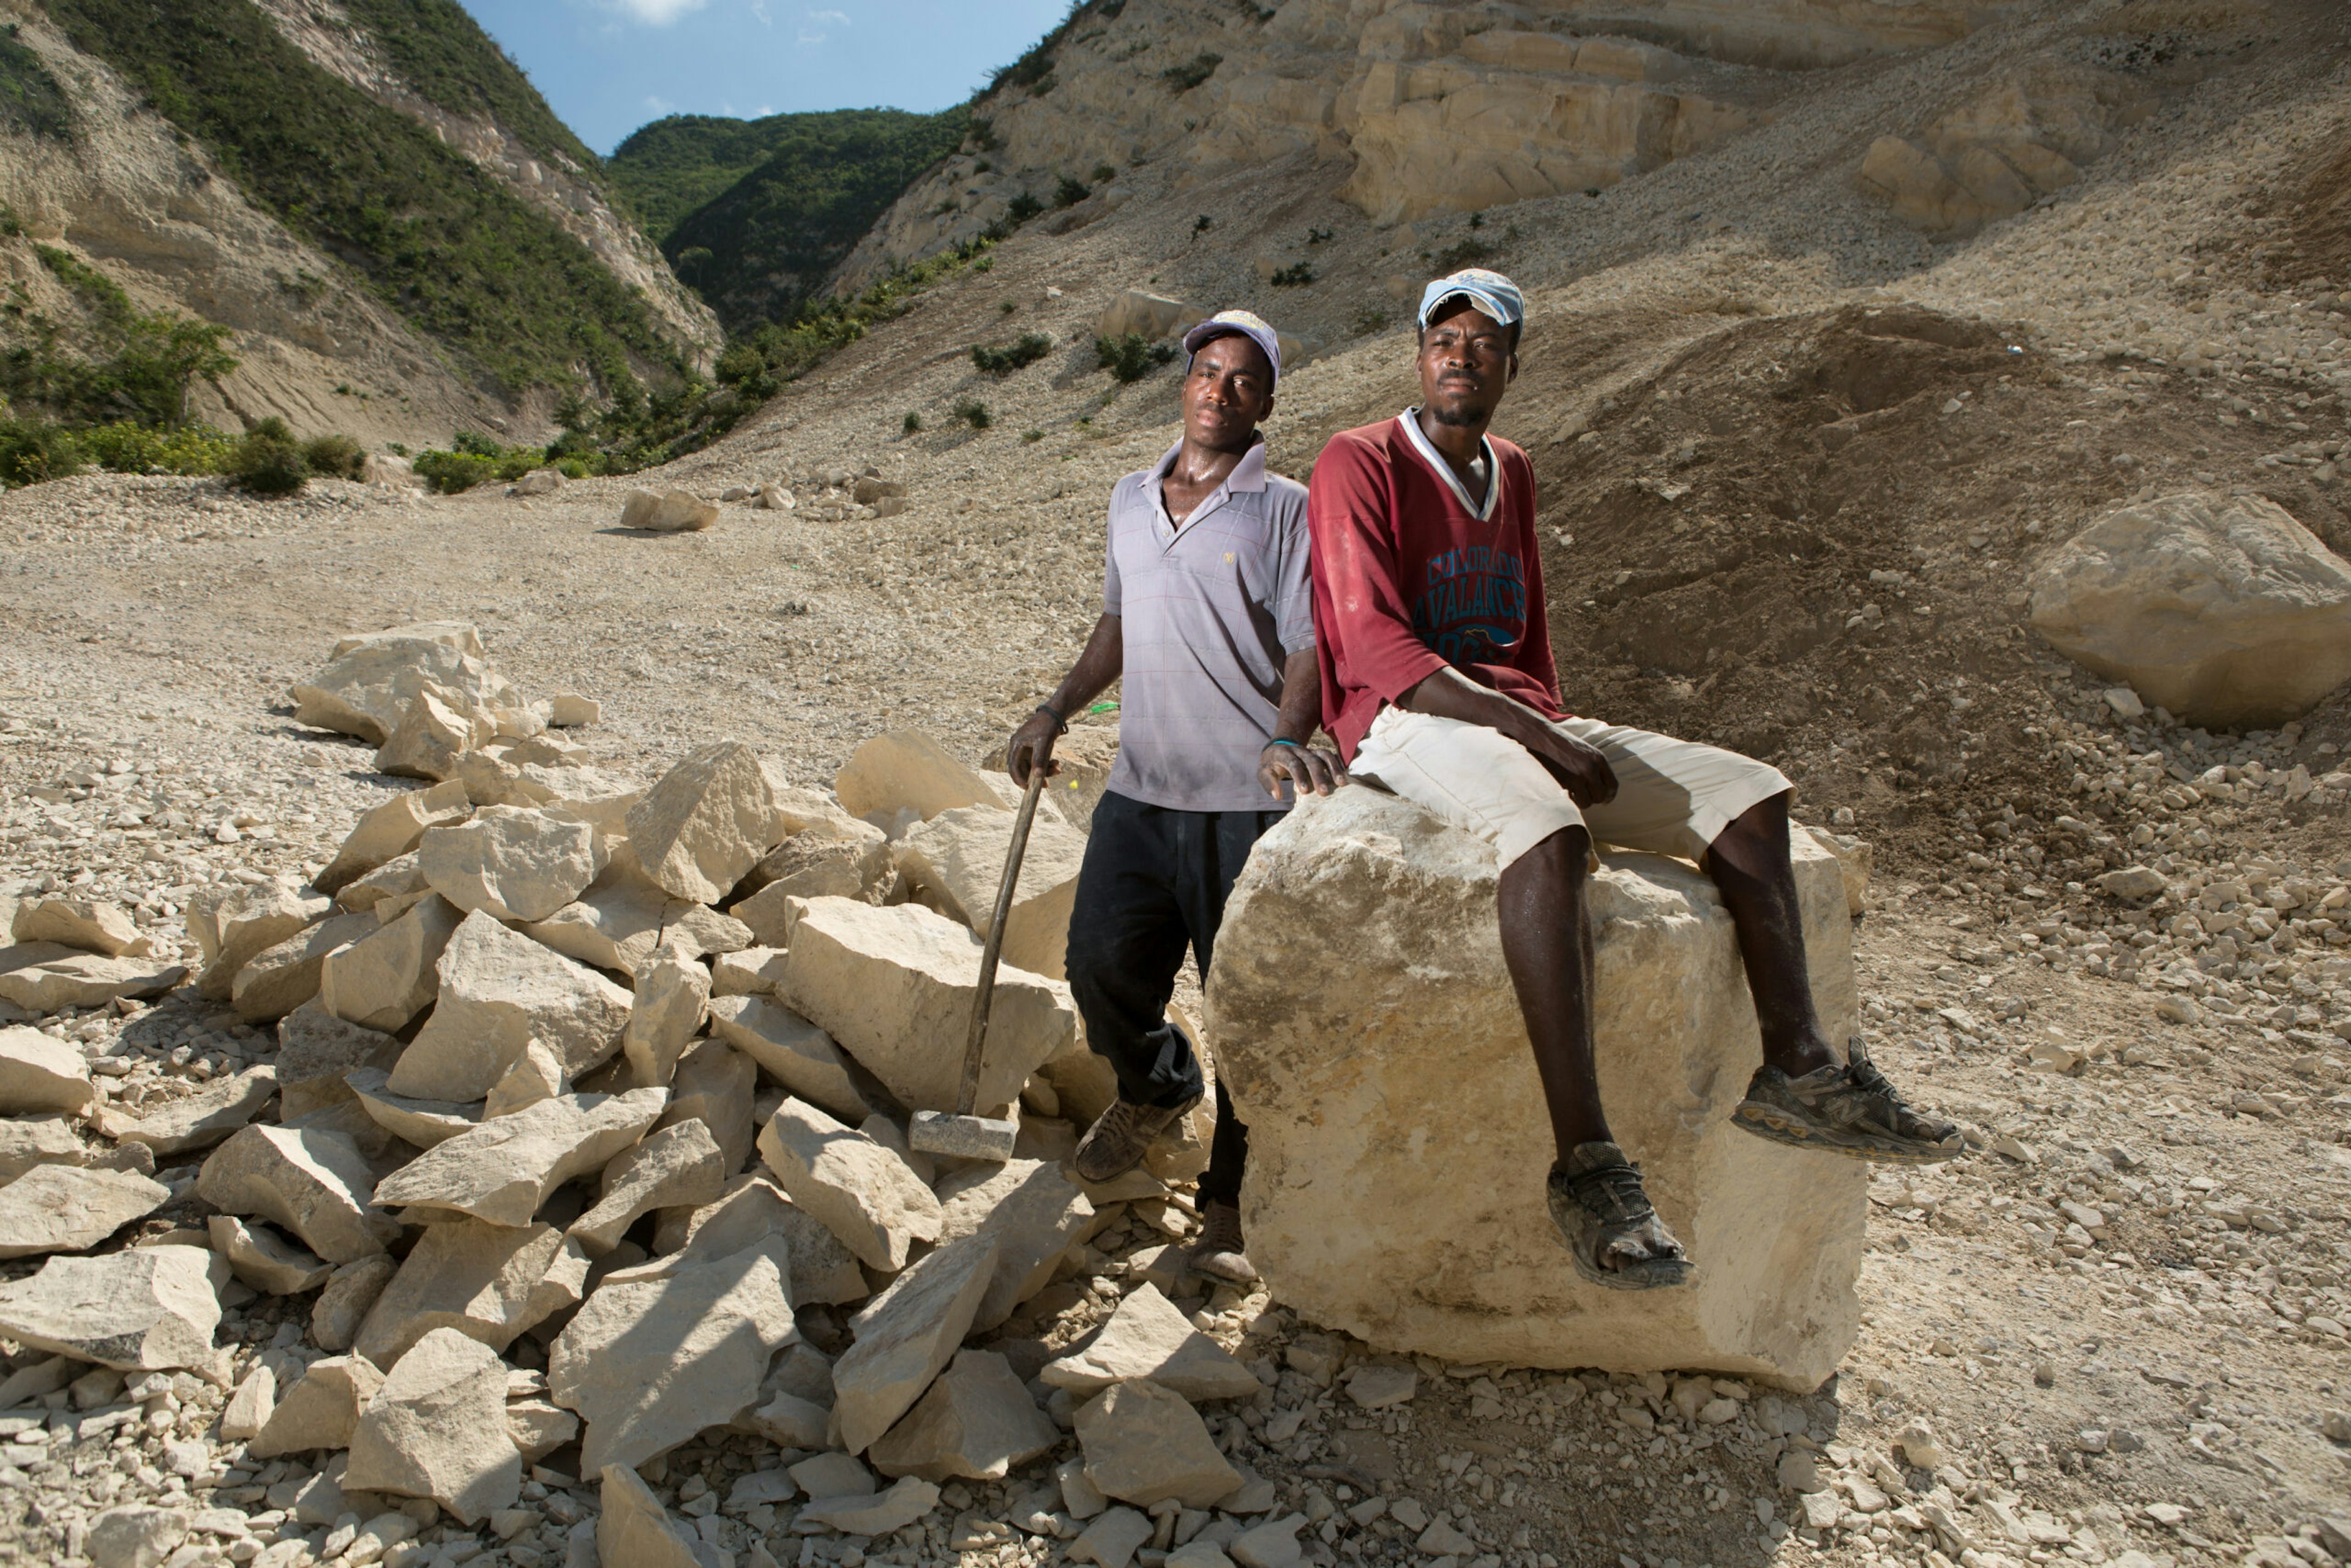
[[1062, 790, 1279, 1210]]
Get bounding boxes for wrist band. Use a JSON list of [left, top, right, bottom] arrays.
[[1035, 704, 1069, 736], [1266, 738, 1303, 749]]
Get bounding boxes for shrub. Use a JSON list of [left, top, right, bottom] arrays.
[[1005, 192, 1044, 227], [228, 418, 307, 496], [902, 410, 922, 435], [952, 397, 991, 429], [413, 435, 545, 493], [1054, 174, 1090, 209], [1435, 236, 1494, 272], [78, 421, 236, 476], [1163, 53, 1221, 91], [301, 433, 366, 480], [1193, 214, 1213, 234], [1090, 163, 1116, 184], [1095, 334, 1175, 383], [0, 24, 73, 141], [970, 333, 1053, 375], [1269, 262, 1316, 287], [0, 419, 84, 487], [1022, 429, 1044, 443]]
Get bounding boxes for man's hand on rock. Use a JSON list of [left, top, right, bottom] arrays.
[[1527, 724, 1618, 809], [1259, 741, 1347, 800], [1008, 710, 1063, 789]]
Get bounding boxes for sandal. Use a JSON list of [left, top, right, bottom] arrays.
[[1547, 1142, 1695, 1291], [1735, 1037, 1963, 1165]]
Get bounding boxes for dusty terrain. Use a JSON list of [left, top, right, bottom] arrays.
[[2, 1, 2350, 1566]]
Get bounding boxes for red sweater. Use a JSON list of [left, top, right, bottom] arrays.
[[1307, 413, 1564, 762]]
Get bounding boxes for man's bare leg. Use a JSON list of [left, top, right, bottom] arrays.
[[1706, 792, 1962, 1163], [1499, 825, 1692, 1288]]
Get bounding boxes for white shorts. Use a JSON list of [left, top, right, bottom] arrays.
[[1348, 707, 1793, 869]]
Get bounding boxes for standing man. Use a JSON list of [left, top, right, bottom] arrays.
[[1007, 309, 1343, 1286], [1307, 269, 1959, 1291]]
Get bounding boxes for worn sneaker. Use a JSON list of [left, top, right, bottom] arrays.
[[1547, 1142, 1693, 1291], [1074, 1095, 1200, 1184], [1189, 1200, 1258, 1285], [1734, 1038, 1963, 1165]]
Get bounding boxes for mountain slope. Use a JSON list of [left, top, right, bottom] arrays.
[[615, 107, 966, 332]]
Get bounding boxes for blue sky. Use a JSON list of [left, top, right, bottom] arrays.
[[462, 0, 1071, 153]]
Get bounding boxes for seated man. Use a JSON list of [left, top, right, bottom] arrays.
[[1007, 310, 1343, 1286], [1306, 268, 1959, 1291]]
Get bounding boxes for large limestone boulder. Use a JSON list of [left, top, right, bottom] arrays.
[[626, 743, 787, 904], [289, 624, 519, 746], [869, 1348, 1060, 1482], [757, 1098, 941, 1272], [344, 1327, 522, 1525], [388, 910, 633, 1103], [1203, 787, 1865, 1388], [0, 1166, 170, 1259], [198, 1124, 400, 1264], [194, 883, 331, 1001], [0, 1245, 226, 1372], [372, 1089, 668, 1228], [11, 897, 151, 957], [353, 1220, 569, 1367], [896, 806, 1089, 980], [320, 895, 463, 1033], [654, 1172, 868, 1306], [376, 683, 498, 782], [525, 851, 752, 978], [0, 1026, 95, 1114], [2027, 490, 2351, 728], [417, 806, 606, 925], [317, 781, 471, 895], [0, 947, 188, 1014], [231, 913, 375, 1024], [831, 1229, 1000, 1453], [834, 730, 1005, 823], [619, 489, 721, 533], [781, 898, 1075, 1116]]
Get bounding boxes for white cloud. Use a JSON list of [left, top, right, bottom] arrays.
[[606, 0, 707, 23], [642, 94, 676, 113], [808, 8, 850, 23]]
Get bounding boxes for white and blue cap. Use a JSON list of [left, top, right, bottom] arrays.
[[1181, 309, 1283, 389], [1417, 267, 1525, 333]]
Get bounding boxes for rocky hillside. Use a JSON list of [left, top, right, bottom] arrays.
[[0, 0, 717, 446]]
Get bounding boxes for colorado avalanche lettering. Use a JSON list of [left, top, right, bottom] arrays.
[[1411, 544, 1528, 664]]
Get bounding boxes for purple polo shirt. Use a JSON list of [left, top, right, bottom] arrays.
[[1101, 437, 1314, 811]]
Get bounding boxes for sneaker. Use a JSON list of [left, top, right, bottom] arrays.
[[1190, 1201, 1258, 1285], [1074, 1095, 1200, 1184], [1734, 1037, 1963, 1165], [1546, 1141, 1693, 1291]]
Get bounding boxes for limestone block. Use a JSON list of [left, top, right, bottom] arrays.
[[1070, 1506, 1152, 1568], [105, 1065, 280, 1157], [195, 885, 333, 1000], [1801, 827, 1873, 918], [250, 1356, 383, 1457], [525, 851, 753, 978], [389, 910, 633, 1103], [0, 1245, 225, 1371], [627, 742, 787, 904], [1203, 786, 1865, 1386], [481, 1041, 567, 1119], [744, 1389, 831, 1448], [0, 947, 187, 1015], [549, 694, 600, 728], [317, 781, 472, 895], [207, 1216, 332, 1295], [312, 1257, 397, 1353], [506, 1398, 577, 1463], [834, 730, 1004, 823], [934, 1158, 1094, 1330], [709, 993, 873, 1122], [618, 488, 719, 533], [1041, 1283, 1261, 1401], [0, 1025, 94, 1113], [547, 1237, 797, 1472], [869, 1348, 1060, 1481], [0, 1165, 169, 1258], [418, 806, 606, 925], [86, 1506, 191, 1568], [354, 1220, 569, 1368], [757, 1098, 942, 1272], [11, 897, 151, 957], [781, 898, 1075, 1114], [220, 1364, 276, 1441], [896, 805, 1089, 979], [569, 1121, 726, 1255], [290, 625, 515, 745], [832, 1229, 1000, 1453], [654, 1172, 868, 1305], [711, 945, 789, 997], [797, 1477, 940, 1536], [347, 1068, 479, 1147], [375, 684, 498, 781], [598, 1463, 702, 1568], [621, 943, 710, 1088], [657, 1036, 757, 1176], [2028, 490, 2351, 727], [790, 1450, 871, 1500], [1075, 1379, 1240, 1507], [0, 1117, 151, 1182], [233, 913, 375, 1024], [372, 1089, 669, 1228], [733, 826, 891, 907], [198, 1124, 400, 1264], [345, 1327, 522, 1525], [319, 895, 463, 1033], [1096, 290, 1205, 342]]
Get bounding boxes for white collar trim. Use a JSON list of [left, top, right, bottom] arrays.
[[1396, 410, 1499, 522]]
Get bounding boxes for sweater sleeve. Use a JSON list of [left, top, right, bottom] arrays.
[[1307, 435, 1449, 705]]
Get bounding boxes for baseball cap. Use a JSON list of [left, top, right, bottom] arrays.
[[1417, 268, 1525, 332], [1180, 309, 1283, 389]]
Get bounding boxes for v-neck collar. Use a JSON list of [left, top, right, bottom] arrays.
[[1149, 436, 1267, 541], [1397, 408, 1500, 522]]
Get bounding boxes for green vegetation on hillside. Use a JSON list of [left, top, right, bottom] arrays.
[[43, 0, 678, 399], [0, 24, 73, 140], [620, 108, 967, 332], [340, 0, 601, 180]]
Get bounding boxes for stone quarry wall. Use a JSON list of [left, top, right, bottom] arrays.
[[1204, 786, 1867, 1388]]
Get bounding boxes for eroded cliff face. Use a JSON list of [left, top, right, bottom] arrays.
[[837, 0, 2029, 290]]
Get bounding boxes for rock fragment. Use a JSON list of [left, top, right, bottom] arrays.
[[0, 1245, 225, 1371], [231, 912, 375, 1023], [345, 1327, 522, 1525], [482, 1040, 568, 1119], [220, 1364, 276, 1441], [621, 942, 710, 1087], [0, 1117, 151, 1182], [86, 1506, 192, 1568], [569, 1120, 726, 1254], [347, 1068, 480, 1147], [897, 805, 1089, 978], [0, 1165, 170, 1258], [656, 1035, 757, 1175], [710, 945, 790, 997], [0, 947, 188, 1014], [523, 851, 752, 978], [107, 1065, 279, 1157], [834, 730, 1004, 822], [935, 1158, 1095, 1330], [1042, 1283, 1262, 1401], [1076, 1379, 1240, 1507], [388, 909, 633, 1102], [757, 1097, 942, 1271], [317, 780, 472, 894], [208, 1215, 333, 1295], [250, 1356, 385, 1457], [12, 897, 151, 958], [626, 742, 787, 904], [354, 1220, 569, 1367], [832, 1229, 1000, 1453], [318, 895, 463, 1033], [289, 623, 511, 745], [198, 1123, 399, 1263], [598, 1463, 704, 1568], [372, 1089, 668, 1228], [797, 1477, 940, 1535], [619, 488, 720, 534], [869, 1348, 1060, 1481], [1069, 1506, 1154, 1568], [312, 1256, 398, 1353], [709, 993, 873, 1122], [654, 1172, 867, 1305], [0, 1025, 94, 1113], [418, 805, 607, 924], [194, 883, 331, 1000]]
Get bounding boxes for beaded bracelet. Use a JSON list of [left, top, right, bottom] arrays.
[[1033, 704, 1070, 736]]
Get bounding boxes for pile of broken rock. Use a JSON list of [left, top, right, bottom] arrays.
[[0, 623, 1283, 1568]]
